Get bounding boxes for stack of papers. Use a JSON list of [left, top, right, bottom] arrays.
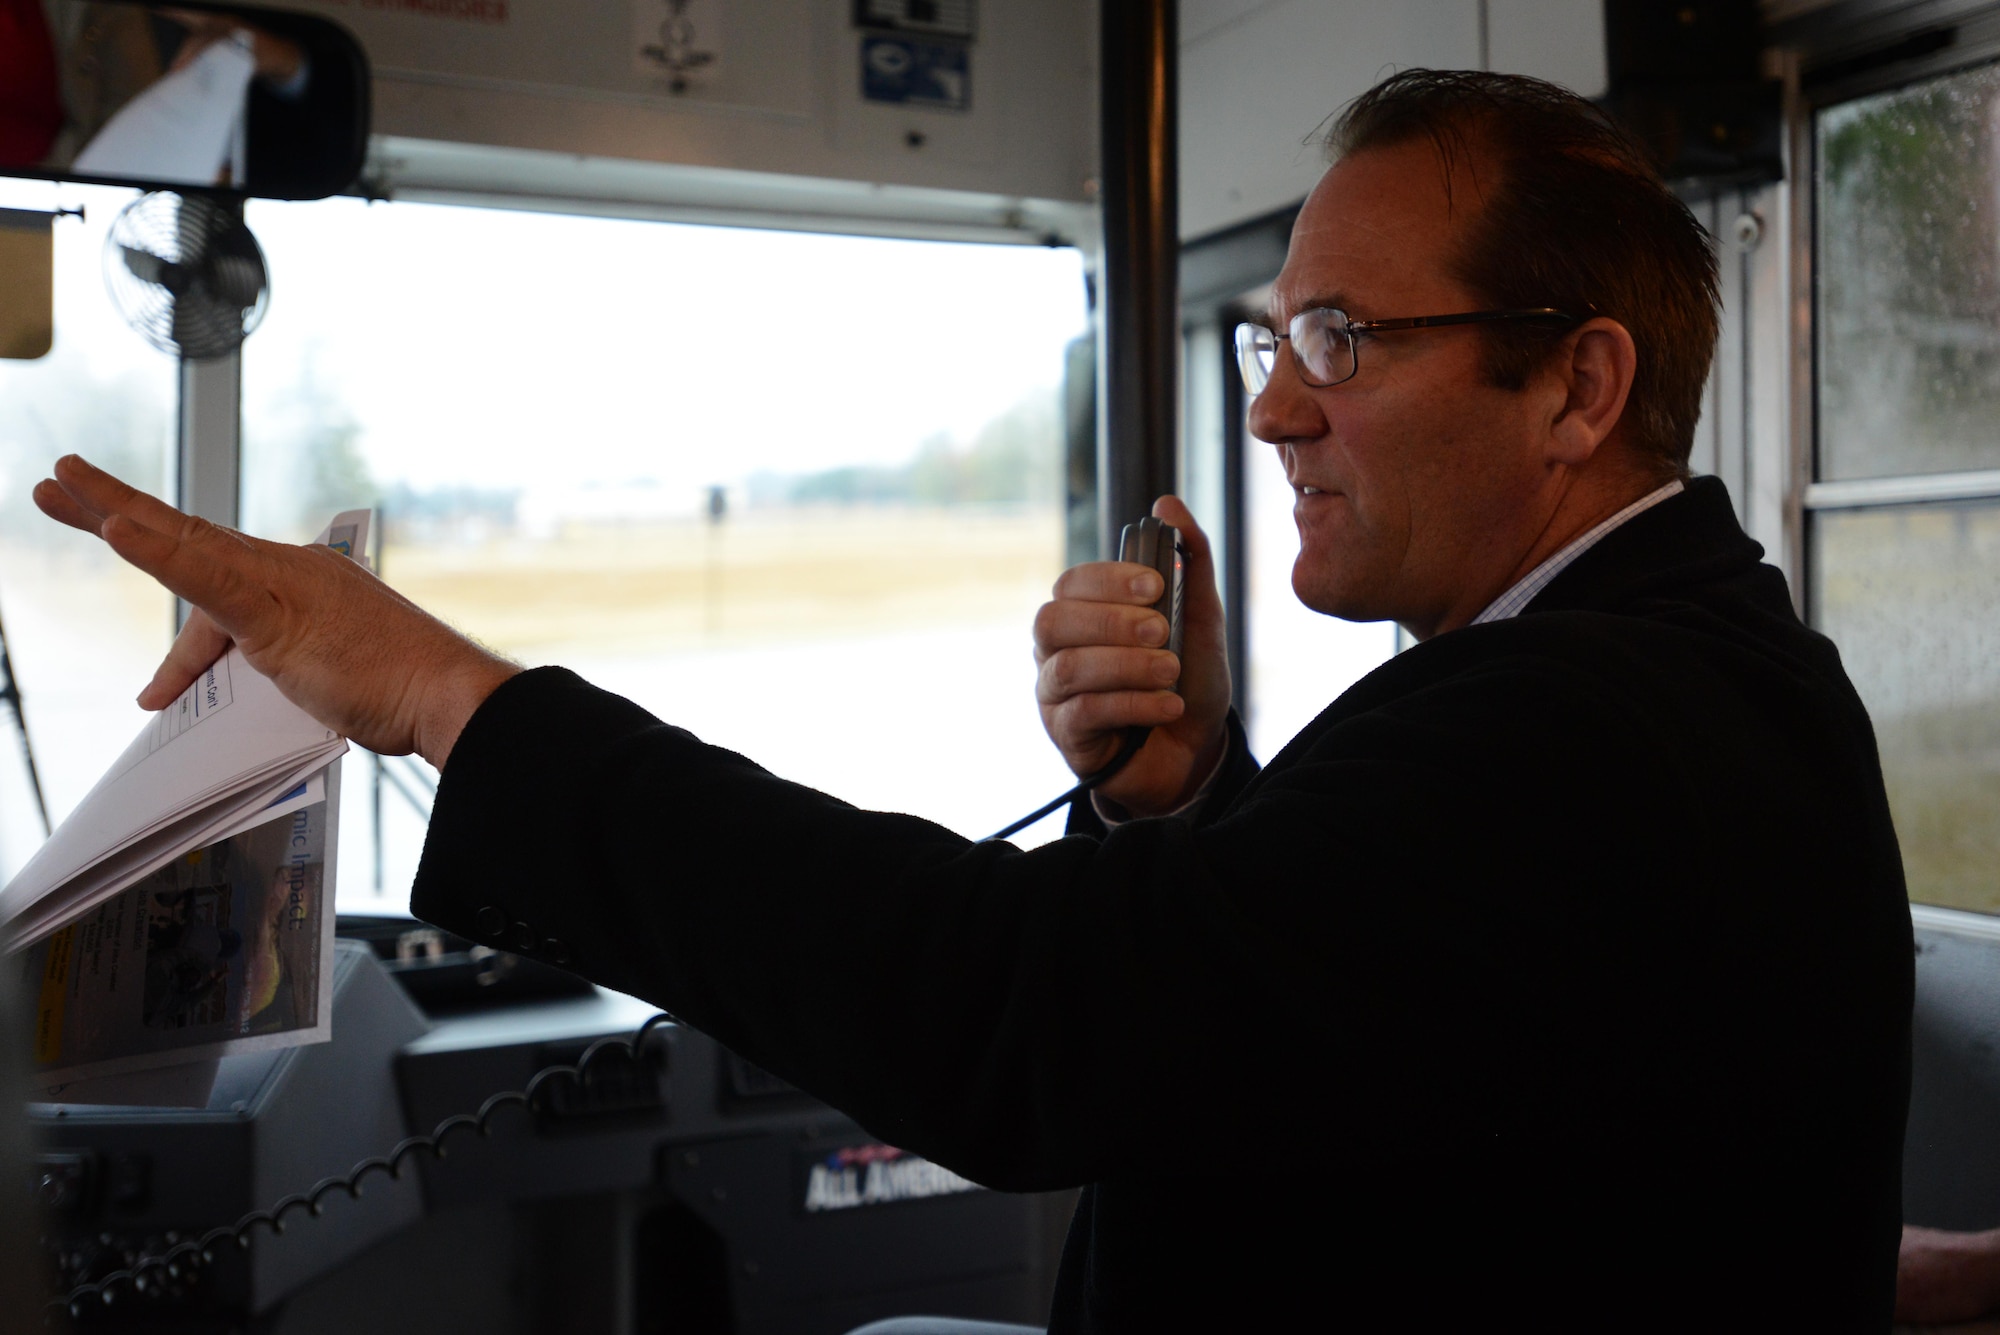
[[0, 648, 344, 948], [3, 512, 365, 1093]]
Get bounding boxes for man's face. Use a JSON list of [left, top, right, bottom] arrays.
[[1251, 140, 1565, 637]]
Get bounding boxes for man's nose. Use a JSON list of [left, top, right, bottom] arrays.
[[1244, 347, 1326, 447]]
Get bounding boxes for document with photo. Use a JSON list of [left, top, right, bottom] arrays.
[[0, 512, 366, 949], [19, 772, 338, 1092], [0, 510, 370, 1093]]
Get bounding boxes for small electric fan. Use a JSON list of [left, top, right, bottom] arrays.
[[104, 191, 269, 360]]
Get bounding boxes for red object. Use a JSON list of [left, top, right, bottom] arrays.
[[0, 0, 63, 167]]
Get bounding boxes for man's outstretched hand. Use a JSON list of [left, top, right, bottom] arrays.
[[33, 455, 519, 769], [1033, 495, 1231, 819]]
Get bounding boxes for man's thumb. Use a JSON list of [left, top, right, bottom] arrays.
[[1151, 494, 1213, 573]]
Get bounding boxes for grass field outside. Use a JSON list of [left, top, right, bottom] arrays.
[[382, 504, 1066, 662]]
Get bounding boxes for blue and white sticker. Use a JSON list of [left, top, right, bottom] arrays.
[[861, 35, 969, 110]]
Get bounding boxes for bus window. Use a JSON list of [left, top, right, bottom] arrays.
[[1812, 61, 2000, 914], [238, 196, 1089, 911]]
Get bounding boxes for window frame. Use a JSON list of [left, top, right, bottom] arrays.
[[1793, 7, 2000, 571], [1791, 9, 2000, 921]]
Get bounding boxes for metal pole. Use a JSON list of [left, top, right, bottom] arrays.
[[0, 606, 50, 836], [173, 193, 246, 631], [176, 349, 241, 631], [1096, 0, 1180, 555]]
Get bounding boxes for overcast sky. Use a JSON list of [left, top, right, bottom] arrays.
[[0, 176, 1089, 518], [240, 195, 1091, 507]]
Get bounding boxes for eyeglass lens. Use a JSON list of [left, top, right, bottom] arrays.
[[1234, 323, 1277, 396], [1291, 310, 1355, 386], [1232, 310, 1356, 397]]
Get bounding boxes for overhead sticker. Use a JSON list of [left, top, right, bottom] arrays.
[[861, 35, 969, 111]]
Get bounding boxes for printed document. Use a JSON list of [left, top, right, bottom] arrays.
[[2, 512, 368, 1092]]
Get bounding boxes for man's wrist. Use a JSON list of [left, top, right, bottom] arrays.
[[417, 651, 522, 771], [1174, 726, 1231, 810], [1091, 727, 1232, 827]]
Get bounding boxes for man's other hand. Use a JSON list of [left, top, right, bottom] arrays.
[[1897, 1224, 2000, 1325], [34, 455, 519, 769], [1033, 495, 1231, 818]]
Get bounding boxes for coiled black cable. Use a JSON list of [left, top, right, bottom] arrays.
[[46, 1012, 678, 1323]]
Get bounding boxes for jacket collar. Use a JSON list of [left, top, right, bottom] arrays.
[[1518, 475, 1765, 618], [1239, 476, 1770, 784]]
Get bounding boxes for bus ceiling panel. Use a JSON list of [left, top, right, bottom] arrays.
[[270, 0, 1094, 219], [1178, 0, 1608, 242]]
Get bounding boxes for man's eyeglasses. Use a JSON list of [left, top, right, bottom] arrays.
[[1232, 307, 1579, 396]]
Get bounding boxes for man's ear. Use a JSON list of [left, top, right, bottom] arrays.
[[1545, 317, 1637, 466]]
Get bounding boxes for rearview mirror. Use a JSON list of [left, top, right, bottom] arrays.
[[0, 1, 369, 200]]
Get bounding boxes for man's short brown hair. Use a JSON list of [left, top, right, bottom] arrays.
[[1327, 69, 1719, 480]]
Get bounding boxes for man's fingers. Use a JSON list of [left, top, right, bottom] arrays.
[[50, 455, 200, 540], [1033, 598, 1170, 659], [30, 478, 100, 534], [138, 612, 235, 710], [1051, 560, 1166, 606], [100, 512, 270, 630], [1037, 645, 1179, 706], [38, 458, 261, 707], [99, 514, 214, 602], [1050, 689, 1185, 749]]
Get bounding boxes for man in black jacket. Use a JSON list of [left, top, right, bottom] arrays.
[[34, 70, 1911, 1331]]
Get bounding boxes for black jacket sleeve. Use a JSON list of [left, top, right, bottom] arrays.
[[406, 659, 1667, 1191], [413, 671, 1323, 1190]]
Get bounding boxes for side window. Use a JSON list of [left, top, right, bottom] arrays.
[[0, 181, 174, 883], [1811, 62, 2000, 914], [239, 197, 1089, 910]]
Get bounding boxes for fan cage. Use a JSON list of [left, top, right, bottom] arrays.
[[103, 192, 270, 361]]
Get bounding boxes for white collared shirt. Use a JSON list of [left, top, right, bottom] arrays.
[[1468, 479, 1684, 626]]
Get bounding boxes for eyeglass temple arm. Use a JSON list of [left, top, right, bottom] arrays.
[[1347, 308, 1577, 334]]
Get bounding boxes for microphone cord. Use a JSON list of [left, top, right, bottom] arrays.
[[984, 725, 1149, 842]]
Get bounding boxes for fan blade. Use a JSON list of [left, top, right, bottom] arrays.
[[169, 288, 244, 361], [119, 245, 171, 288], [203, 254, 266, 311]]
